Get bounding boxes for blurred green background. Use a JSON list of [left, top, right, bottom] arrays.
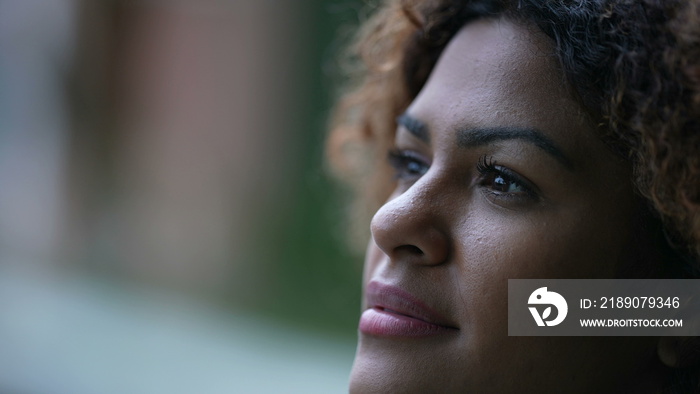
[[0, 0, 366, 392]]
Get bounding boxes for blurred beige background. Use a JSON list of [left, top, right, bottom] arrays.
[[0, 1, 363, 393]]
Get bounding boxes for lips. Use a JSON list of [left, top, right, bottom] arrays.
[[359, 281, 458, 337]]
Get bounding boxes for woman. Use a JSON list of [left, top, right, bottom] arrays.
[[328, 0, 700, 392]]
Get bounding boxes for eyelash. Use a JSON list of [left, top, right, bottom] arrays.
[[387, 149, 539, 202]]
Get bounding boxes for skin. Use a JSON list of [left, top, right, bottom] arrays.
[[349, 18, 669, 393]]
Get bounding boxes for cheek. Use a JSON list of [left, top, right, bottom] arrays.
[[458, 206, 632, 283], [446, 206, 639, 386], [453, 205, 633, 329]]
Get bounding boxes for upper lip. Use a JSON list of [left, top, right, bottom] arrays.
[[365, 281, 459, 329]]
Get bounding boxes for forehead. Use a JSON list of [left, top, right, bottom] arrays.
[[406, 18, 592, 148]]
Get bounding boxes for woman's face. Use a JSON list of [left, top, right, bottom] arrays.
[[350, 18, 664, 393]]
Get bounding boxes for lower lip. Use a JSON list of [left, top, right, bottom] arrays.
[[359, 307, 455, 337]]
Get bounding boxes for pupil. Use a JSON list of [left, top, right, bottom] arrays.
[[494, 175, 510, 192]]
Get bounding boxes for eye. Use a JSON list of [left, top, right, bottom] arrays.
[[482, 171, 525, 194], [476, 155, 539, 203], [388, 149, 430, 181]]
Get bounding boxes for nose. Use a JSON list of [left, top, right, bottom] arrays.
[[370, 183, 451, 266]]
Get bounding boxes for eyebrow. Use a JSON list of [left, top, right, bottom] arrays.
[[457, 126, 574, 171], [397, 112, 574, 171], [397, 113, 430, 143]]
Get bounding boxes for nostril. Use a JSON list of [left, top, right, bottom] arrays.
[[396, 244, 424, 255]]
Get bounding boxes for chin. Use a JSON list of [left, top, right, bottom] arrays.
[[348, 339, 465, 394]]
